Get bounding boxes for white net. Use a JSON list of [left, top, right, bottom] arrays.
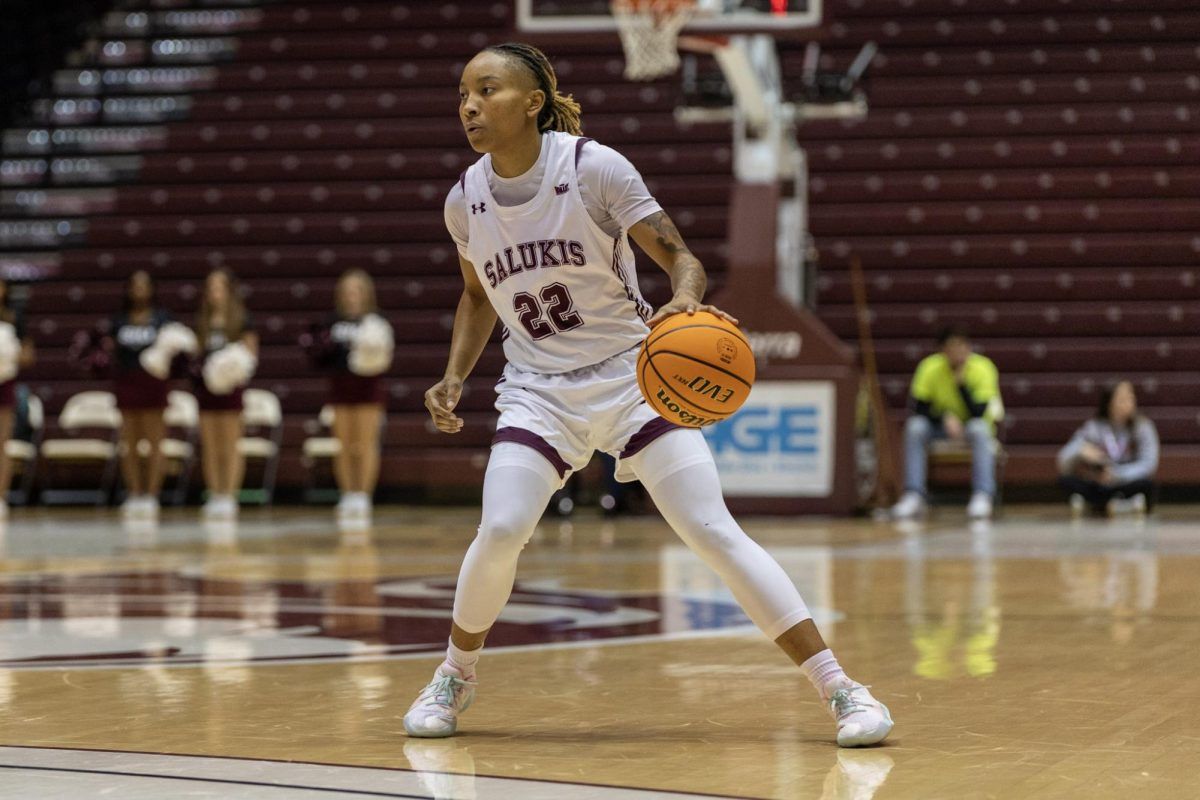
[[611, 0, 696, 81]]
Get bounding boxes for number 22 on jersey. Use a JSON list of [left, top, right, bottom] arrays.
[[512, 282, 584, 340]]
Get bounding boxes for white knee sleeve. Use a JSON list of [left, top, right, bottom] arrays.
[[451, 443, 560, 634], [631, 437, 812, 640], [620, 428, 714, 492]]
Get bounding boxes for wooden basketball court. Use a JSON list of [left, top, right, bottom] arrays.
[[0, 505, 1196, 798]]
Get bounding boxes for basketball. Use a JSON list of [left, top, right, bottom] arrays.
[[637, 311, 756, 427]]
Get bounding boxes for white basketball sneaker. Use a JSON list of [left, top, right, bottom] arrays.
[[403, 664, 477, 738], [829, 685, 894, 747], [891, 491, 925, 520], [121, 494, 144, 518], [967, 491, 993, 520], [1107, 493, 1147, 517]]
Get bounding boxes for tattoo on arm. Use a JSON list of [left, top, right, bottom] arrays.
[[643, 211, 689, 257], [671, 258, 706, 302], [641, 211, 706, 300]]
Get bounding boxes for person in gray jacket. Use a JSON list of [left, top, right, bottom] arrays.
[[1057, 381, 1159, 516]]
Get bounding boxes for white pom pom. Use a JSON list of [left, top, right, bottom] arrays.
[[0, 322, 18, 382], [139, 344, 171, 379], [349, 313, 394, 376], [203, 342, 257, 395], [159, 323, 199, 356]]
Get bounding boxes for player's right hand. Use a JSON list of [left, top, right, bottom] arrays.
[[425, 377, 464, 434]]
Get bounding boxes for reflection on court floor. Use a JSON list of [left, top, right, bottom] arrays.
[[0, 746, 749, 799], [0, 507, 1198, 799]]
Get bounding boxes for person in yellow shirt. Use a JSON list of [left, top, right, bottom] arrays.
[[893, 327, 1002, 520]]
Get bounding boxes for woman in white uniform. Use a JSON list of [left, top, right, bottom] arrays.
[[404, 42, 893, 748]]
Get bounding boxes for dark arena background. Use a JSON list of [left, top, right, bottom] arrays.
[[0, 1, 1198, 798]]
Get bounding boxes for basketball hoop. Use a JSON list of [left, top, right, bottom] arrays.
[[611, 0, 696, 81]]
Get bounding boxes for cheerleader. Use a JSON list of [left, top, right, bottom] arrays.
[[193, 269, 258, 519], [107, 270, 195, 518], [0, 278, 35, 518], [301, 269, 393, 519]]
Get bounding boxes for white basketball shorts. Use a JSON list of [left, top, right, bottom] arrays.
[[491, 346, 683, 487]]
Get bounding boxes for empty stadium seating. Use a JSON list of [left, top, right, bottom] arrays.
[[797, 0, 1200, 482], [2, 0, 1197, 492]]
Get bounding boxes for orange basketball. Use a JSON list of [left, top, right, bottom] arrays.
[[637, 311, 756, 428]]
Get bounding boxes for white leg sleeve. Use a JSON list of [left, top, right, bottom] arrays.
[[451, 443, 561, 634], [627, 429, 813, 639]]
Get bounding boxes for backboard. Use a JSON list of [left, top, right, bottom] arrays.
[[516, 0, 821, 33]]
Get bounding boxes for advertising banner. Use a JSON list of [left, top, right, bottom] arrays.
[[703, 380, 835, 497]]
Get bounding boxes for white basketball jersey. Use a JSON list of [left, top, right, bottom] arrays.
[[463, 131, 652, 374]]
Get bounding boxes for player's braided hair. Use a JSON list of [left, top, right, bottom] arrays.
[[487, 42, 583, 135]]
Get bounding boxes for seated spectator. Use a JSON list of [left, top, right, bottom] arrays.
[[893, 326, 1003, 521], [1057, 381, 1158, 517]]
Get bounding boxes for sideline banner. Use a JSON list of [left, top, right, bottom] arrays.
[[703, 380, 835, 497]]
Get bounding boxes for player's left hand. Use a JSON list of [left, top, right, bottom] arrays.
[[647, 297, 739, 328]]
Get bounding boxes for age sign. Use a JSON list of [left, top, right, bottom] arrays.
[[702, 381, 835, 497]]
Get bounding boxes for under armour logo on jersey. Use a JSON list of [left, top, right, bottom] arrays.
[[471, 202, 487, 214], [554, 183, 570, 195]]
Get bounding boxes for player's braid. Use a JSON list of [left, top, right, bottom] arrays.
[[488, 42, 583, 135]]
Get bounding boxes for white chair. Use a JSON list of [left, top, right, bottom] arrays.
[[237, 388, 283, 505], [160, 390, 198, 505], [301, 405, 340, 503], [39, 391, 122, 505], [6, 392, 43, 504]]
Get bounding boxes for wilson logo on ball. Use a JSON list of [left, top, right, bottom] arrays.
[[637, 311, 756, 428], [654, 388, 719, 427]]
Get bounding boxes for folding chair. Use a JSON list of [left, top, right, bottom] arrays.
[[6, 390, 44, 505], [160, 390, 199, 505], [301, 405, 340, 503], [237, 388, 283, 505], [39, 391, 122, 505]]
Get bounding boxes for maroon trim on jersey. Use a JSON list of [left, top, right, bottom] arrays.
[[619, 415, 682, 459], [458, 170, 467, 193], [493, 427, 570, 477], [611, 238, 652, 321], [574, 137, 593, 167]]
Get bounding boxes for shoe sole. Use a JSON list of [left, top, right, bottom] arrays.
[[403, 718, 458, 739]]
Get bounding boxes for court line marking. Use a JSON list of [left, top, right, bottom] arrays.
[[0, 746, 764, 800], [0, 763, 427, 799], [0, 622, 778, 671]]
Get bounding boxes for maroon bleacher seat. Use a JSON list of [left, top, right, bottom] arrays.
[[6, 0, 1197, 490]]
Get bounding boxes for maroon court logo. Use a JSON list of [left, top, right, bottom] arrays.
[[0, 570, 749, 669]]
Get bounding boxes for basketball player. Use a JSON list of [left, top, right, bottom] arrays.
[[404, 43, 893, 747]]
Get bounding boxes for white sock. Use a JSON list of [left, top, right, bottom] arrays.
[[800, 649, 855, 701], [443, 638, 481, 679]]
